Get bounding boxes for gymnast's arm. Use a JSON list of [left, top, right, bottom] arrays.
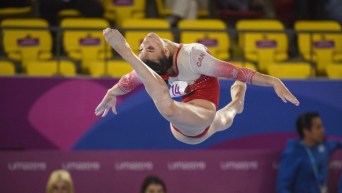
[[95, 70, 142, 117], [189, 47, 300, 106]]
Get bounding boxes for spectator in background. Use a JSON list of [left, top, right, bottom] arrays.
[[293, 0, 326, 21], [0, 0, 31, 9], [46, 169, 74, 193], [39, 0, 104, 26], [277, 112, 342, 193], [165, 0, 208, 27], [292, 0, 342, 24], [325, 0, 342, 25], [218, 0, 274, 17], [211, 0, 274, 26], [140, 175, 167, 193]]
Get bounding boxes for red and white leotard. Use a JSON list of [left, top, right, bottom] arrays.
[[168, 43, 220, 108], [118, 43, 256, 138], [118, 43, 256, 110]]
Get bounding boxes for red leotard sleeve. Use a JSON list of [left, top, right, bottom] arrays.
[[117, 70, 142, 93], [189, 46, 256, 84]]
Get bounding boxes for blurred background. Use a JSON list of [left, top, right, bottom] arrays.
[[0, 0, 341, 193]]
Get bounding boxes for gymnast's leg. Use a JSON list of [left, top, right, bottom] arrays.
[[170, 81, 247, 144], [210, 81, 246, 132]]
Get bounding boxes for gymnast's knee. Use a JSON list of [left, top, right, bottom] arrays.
[[155, 101, 175, 119], [225, 117, 233, 128], [212, 115, 234, 131]]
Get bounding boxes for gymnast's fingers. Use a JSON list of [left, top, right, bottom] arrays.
[[95, 104, 104, 116], [102, 108, 109, 117], [285, 94, 300, 106], [112, 106, 117, 115]]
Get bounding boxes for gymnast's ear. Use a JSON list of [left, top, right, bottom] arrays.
[[163, 47, 170, 58]]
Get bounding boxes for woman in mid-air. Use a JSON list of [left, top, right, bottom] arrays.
[[95, 28, 300, 145]]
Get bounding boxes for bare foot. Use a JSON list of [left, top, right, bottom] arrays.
[[230, 81, 247, 114]]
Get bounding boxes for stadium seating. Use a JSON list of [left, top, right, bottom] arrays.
[[178, 19, 230, 60], [236, 20, 288, 73], [230, 61, 257, 71], [57, 9, 82, 21], [326, 64, 342, 79], [60, 18, 111, 74], [295, 20, 342, 75], [26, 60, 76, 76], [0, 60, 16, 75], [58, 9, 81, 17], [121, 19, 174, 55], [0, 5, 31, 17], [89, 60, 133, 77], [267, 62, 312, 79], [102, 0, 145, 26], [1, 18, 53, 70], [107, 60, 133, 77], [155, 0, 208, 18]]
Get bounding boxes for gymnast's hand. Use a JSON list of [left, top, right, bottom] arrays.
[[273, 78, 300, 106], [95, 90, 117, 117], [103, 28, 131, 57]]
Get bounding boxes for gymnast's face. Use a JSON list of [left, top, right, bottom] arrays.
[[144, 184, 165, 193], [139, 32, 168, 63]]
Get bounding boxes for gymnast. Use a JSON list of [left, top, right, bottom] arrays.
[[95, 28, 300, 145]]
